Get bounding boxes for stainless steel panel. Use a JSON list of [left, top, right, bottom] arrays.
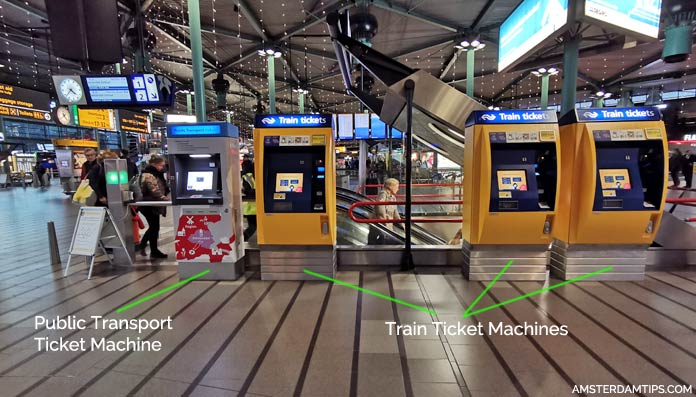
[[653, 210, 696, 249]]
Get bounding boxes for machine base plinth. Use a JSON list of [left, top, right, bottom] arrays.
[[462, 241, 548, 281], [550, 240, 647, 281], [178, 259, 244, 281], [260, 245, 336, 281]]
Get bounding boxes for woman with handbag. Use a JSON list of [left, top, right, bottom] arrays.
[[136, 156, 170, 259]]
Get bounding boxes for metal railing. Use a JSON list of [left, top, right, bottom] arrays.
[[348, 200, 462, 224]]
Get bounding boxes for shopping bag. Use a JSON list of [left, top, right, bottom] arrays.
[[72, 179, 96, 206]]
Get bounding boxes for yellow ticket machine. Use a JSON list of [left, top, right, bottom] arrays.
[[553, 107, 668, 281], [254, 114, 336, 280], [462, 110, 560, 280]]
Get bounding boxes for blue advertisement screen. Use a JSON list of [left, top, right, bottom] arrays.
[[370, 115, 386, 139], [498, 0, 568, 71], [392, 127, 403, 140], [584, 0, 662, 38]]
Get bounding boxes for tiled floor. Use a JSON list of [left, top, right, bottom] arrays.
[[0, 185, 695, 396]]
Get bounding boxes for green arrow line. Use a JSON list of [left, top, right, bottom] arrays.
[[461, 266, 613, 318], [463, 260, 513, 316], [303, 269, 437, 315], [116, 269, 211, 313]]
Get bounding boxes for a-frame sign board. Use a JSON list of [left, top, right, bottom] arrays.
[[64, 207, 133, 279]]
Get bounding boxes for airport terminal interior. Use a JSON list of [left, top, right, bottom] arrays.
[[1, 0, 696, 396]]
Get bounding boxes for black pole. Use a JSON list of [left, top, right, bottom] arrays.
[[402, 79, 415, 271]]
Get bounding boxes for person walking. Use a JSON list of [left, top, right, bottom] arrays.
[[136, 156, 170, 259], [368, 178, 400, 244], [34, 161, 46, 187], [120, 149, 139, 180], [670, 149, 682, 187], [241, 159, 257, 240]]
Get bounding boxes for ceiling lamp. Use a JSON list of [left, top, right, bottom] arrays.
[[456, 38, 485, 51]]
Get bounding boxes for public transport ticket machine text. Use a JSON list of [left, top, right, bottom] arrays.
[[462, 110, 561, 280], [167, 122, 245, 280], [253, 114, 336, 280], [553, 107, 668, 281]]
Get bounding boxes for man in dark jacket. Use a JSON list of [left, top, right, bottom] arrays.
[[684, 150, 695, 188], [87, 151, 119, 206], [80, 148, 98, 181], [241, 159, 257, 240], [120, 149, 139, 180], [670, 149, 682, 187]]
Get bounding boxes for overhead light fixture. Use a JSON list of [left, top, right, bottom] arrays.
[[596, 90, 606, 97], [122, 58, 128, 64], [265, 48, 275, 55], [471, 39, 480, 47], [538, 67, 547, 73], [460, 40, 470, 47], [189, 154, 212, 158], [0, 64, 6, 68], [548, 67, 558, 74], [657, 103, 668, 109]]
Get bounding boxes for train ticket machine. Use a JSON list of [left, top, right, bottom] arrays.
[[167, 122, 245, 280], [253, 114, 336, 280], [462, 110, 561, 280], [553, 107, 667, 281]]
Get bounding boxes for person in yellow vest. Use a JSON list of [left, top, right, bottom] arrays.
[[241, 158, 257, 240]]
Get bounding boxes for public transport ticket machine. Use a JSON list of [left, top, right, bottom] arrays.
[[462, 110, 561, 280], [253, 114, 336, 280], [167, 122, 245, 280], [553, 107, 668, 281]]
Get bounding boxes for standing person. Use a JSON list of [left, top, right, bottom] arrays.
[[80, 148, 98, 181], [670, 149, 682, 187], [34, 161, 46, 187], [241, 159, 257, 240], [136, 156, 170, 259], [368, 178, 400, 244], [120, 149, 139, 180], [684, 150, 695, 188], [87, 151, 119, 206]]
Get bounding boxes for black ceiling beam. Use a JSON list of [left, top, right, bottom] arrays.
[[603, 51, 664, 87], [577, 71, 602, 91], [4, 0, 47, 20], [150, 21, 217, 69], [236, 0, 270, 41], [470, 0, 496, 31], [439, 48, 460, 79], [151, 18, 261, 43], [495, 85, 594, 104], [369, 0, 461, 33]]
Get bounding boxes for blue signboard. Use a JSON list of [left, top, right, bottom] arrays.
[[391, 127, 403, 139], [574, 107, 661, 123], [498, 0, 569, 71], [467, 110, 558, 126], [370, 114, 386, 139], [53, 74, 175, 108], [130, 74, 162, 104], [254, 114, 333, 128], [354, 113, 370, 139], [584, 0, 662, 38], [167, 122, 238, 138]]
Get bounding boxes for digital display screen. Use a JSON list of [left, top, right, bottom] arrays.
[[371, 114, 386, 139], [186, 171, 214, 191], [84, 76, 132, 103], [497, 170, 528, 191], [584, 0, 662, 38], [275, 173, 304, 193], [392, 127, 403, 139], [354, 113, 370, 139], [337, 114, 353, 139], [599, 169, 631, 190], [498, 0, 569, 71], [168, 124, 222, 137]]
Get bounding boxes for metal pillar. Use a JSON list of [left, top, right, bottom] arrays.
[[560, 35, 580, 116], [186, 93, 193, 115], [188, 0, 206, 122], [402, 79, 415, 271], [115, 63, 121, 74], [267, 55, 276, 113], [540, 74, 550, 110], [298, 93, 305, 114], [618, 90, 633, 107], [466, 49, 475, 97]]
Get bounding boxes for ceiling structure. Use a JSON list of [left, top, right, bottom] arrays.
[[0, 0, 695, 136]]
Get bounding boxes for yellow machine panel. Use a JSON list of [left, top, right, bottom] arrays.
[[254, 121, 336, 246], [556, 117, 667, 245], [462, 113, 561, 246]]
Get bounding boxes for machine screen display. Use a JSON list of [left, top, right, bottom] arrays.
[[275, 173, 304, 193], [497, 170, 528, 191], [599, 169, 631, 190], [186, 171, 214, 191]]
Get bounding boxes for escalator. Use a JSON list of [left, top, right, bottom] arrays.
[[336, 187, 446, 245]]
